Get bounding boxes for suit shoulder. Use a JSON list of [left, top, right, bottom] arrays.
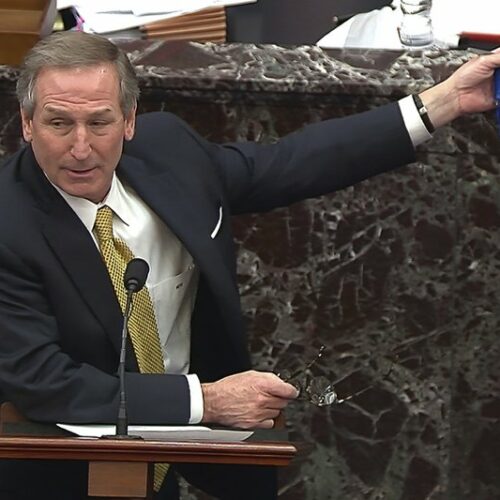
[[135, 111, 179, 127], [126, 112, 210, 156], [134, 112, 198, 139]]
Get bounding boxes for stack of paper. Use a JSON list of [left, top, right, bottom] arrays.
[[57, 423, 254, 441], [57, 1, 255, 41]]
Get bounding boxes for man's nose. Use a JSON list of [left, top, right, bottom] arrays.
[[70, 125, 92, 160]]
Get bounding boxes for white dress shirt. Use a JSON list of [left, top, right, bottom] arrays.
[[53, 177, 203, 424], [400, 95, 433, 145]]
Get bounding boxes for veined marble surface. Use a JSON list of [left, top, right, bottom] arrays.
[[1, 42, 499, 499]]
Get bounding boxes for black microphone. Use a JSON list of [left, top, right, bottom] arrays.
[[124, 258, 149, 293], [103, 258, 149, 440]]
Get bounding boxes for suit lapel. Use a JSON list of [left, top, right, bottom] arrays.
[[21, 148, 125, 355], [118, 154, 235, 290], [21, 148, 244, 361], [42, 201, 125, 354], [118, 155, 245, 350]]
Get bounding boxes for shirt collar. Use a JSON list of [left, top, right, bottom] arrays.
[[51, 174, 132, 232]]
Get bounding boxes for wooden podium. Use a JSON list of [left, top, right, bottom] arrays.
[[0, 403, 296, 499]]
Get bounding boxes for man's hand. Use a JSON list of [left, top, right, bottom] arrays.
[[201, 370, 299, 429], [421, 48, 500, 129]]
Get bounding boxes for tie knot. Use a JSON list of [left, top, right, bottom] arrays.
[[94, 206, 114, 243]]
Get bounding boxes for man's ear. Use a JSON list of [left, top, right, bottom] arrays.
[[20, 107, 33, 142], [124, 103, 137, 141]]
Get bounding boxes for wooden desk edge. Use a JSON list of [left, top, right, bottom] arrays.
[[0, 435, 297, 466]]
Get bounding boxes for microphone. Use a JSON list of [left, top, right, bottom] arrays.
[[103, 258, 149, 440], [124, 258, 149, 293]]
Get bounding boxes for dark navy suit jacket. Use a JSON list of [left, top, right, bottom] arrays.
[[0, 106, 414, 498]]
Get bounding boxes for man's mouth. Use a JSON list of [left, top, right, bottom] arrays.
[[66, 167, 96, 173], [65, 167, 98, 178]]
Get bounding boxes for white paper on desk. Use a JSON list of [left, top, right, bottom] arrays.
[[432, 0, 500, 39], [57, 424, 253, 442], [132, 1, 212, 16], [132, 0, 255, 16], [317, 0, 500, 50], [74, 9, 184, 33], [59, 0, 252, 15], [81, 0, 205, 15], [57, 0, 129, 11], [58, 0, 171, 13], [63, 0, 257, 33], [57, 0, 75, 9], [317, 6, 402, 50], [76, 5, 230, 33]]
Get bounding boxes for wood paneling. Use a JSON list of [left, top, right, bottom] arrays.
[[0, 0, 56, 66]]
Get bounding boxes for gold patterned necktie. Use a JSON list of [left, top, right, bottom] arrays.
[[93, 205, 168, 491]]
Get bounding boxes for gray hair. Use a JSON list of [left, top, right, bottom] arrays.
[[16, 31, 140, 118]]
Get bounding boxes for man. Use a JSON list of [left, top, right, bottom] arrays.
[[0, 31, 498, 499]]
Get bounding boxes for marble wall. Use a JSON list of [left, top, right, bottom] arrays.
[[1, 42, 499, 499]]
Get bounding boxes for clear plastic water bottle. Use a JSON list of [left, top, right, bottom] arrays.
[[399, 0, 433, 47]]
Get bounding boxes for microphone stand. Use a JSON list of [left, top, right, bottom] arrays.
[[102, 288, 142, 440]]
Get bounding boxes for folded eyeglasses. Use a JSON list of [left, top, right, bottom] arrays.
[[277, 345, 396, 407]]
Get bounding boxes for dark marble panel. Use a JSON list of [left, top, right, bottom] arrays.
[[0, 90, 23, 159], [449, 153, 500, 500], [1, 44, 500, 157], [232, 152, 458, 499], [0, 42, 499, 499]]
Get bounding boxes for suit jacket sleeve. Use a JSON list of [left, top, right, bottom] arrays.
[[218, 101, 415, 214], [134, 101, 415, 215], [0, 206, 191, 425]]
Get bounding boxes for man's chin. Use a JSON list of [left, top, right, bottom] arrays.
[[58, 182, 107, 204]]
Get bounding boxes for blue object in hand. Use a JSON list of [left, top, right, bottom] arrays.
[[495, 68, 500, 134]]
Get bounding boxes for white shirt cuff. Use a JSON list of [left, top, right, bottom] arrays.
[[399, 95, 433, 147], [186, 374, 204, 424]]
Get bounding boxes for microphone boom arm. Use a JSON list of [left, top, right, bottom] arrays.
[[116, 289, 133, 437], [102, 257, 149, 441]]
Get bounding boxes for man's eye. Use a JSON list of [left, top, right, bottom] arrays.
[[51, 120, 68, 128], [90, 121, 108, 127]]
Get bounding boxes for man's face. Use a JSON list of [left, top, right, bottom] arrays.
[[20, 63, 136, 203]]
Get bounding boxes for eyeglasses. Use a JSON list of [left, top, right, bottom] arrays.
[[277, 344, 395, 407]]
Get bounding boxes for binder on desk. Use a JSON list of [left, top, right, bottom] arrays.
[[140, 7, 226, 43]]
